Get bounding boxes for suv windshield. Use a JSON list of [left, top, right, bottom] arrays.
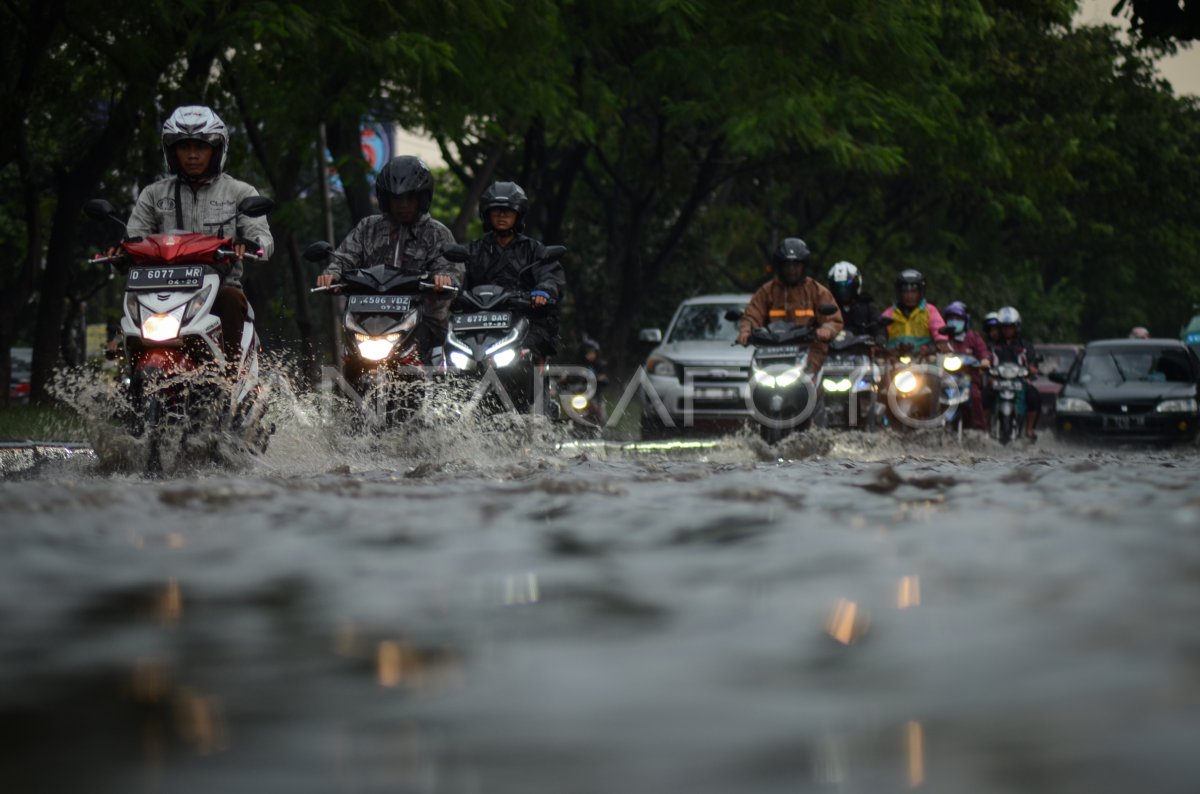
[[1077, 347, 1196, 385], [668, 304, 741, 343]]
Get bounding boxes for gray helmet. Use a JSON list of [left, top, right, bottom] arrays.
[[162, 106, 228, 177], [479, 181, 530, 232], [894, 268, 926, 300], [375, 156, 434, 215]]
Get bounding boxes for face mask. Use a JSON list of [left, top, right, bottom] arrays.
[[946, 319, 966, 335]]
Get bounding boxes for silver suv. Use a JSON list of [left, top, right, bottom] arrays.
[[638, 294, 753, 436]]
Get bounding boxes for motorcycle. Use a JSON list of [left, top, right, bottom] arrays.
[[884, 345, 941, 429], [990, 361, 1029, 444], [83, 196, 276, 473], [747, 321, 823, 445], [305, 241, 468, 428], [938, 351, 981, 439], [440, 244, 567, 418], [819, 327, 885, 431]]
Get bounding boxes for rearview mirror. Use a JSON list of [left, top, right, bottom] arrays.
[[303, 241, 334, 262], [237, 196, 276, 218], [724, 309, 743, 323], [83, 199, 118, 222], [442, 244, 470, 263], [542, 245, 567, 262], [639, 328, 663, 344]]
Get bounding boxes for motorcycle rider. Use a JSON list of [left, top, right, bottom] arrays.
[[991, 306, 1041, 441], [736, 238, 843, 371], [941, 301, 991, 430], [881, 269, 947, 355], [125, 106, 274, 366], [314, 155, 459, 362], [460, 181, 567, 360], [983, 311, 1002, 348], [827, 261, 883, 341]]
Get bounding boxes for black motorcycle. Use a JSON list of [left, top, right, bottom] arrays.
[[440, 244, 567, 417], [820, 325, 885, 431], [306, 241, 468, 427], [746, 321, 823, 445]]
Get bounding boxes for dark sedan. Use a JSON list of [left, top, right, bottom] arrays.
[[1053, 339, 1200, 444]]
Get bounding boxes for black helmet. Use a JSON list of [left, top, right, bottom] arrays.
[[479, 181, 530, 233], [375, 155, 434, 216], [772, 237, 811, 266], [894, 268, 926, 300]]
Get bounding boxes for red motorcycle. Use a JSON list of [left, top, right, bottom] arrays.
[[85, 196, 275, 472]]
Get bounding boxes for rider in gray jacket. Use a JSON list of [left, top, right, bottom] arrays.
[[315, 155, 460, 362], [126, 106, 274, 363]]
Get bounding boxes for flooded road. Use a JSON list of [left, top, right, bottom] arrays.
[[2, 424, 1200, 793]]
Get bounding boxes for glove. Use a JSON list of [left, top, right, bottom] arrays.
[[530, 290, 552, 307], [816, 326, 834, 343]]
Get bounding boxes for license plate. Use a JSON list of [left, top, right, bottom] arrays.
[[453, 311, 513, 331], [126, 265, 203, 290], [758, 344, 800, 356], [347, 294, 412, 313], [696, 387, 738, 400], [1103, 414, 1146, 430]]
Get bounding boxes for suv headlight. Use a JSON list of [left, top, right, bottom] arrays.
[[1056, 397, 1093, 413], [1156, 398, 1198, 413], [647, 357, 677, 377]]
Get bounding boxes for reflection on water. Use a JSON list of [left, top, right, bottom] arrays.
[[2, 384, 1200, 791]]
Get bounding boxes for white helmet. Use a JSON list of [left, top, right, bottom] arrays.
[[996, 306, 1021, 327], [827, 261, 862, 302], [162, 106, 228, 177]]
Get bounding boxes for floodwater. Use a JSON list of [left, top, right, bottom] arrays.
[[2, 388, 1200, 793]]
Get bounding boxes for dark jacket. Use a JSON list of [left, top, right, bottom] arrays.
[[993, 337, 1038, 371], [839, 294, 882, 339], [464, 232, 567, 344]]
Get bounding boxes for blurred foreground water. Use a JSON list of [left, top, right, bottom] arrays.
[[2, 384, 1199, 793]]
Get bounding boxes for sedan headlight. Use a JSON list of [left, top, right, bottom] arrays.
[[1156, 398, 1198, 413], [647, 357, 677, 377], [1056, 397, 1093, 413], [492, 348, 517, 368], [355, 333, 400, 362], [141, 312, 181, 341]]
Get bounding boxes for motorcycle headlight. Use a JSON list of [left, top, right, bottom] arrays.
[[752, 369, 776, 388], [355, 333, 399, 362], [942, 355, 963, 372], [647, 357, 677, 377], [492, 348, 517, 368], [894, 370, 919, 394], [181, 285, 213, 325], [1156, 398, 1198, 413], [1056, 397, 1093, 413], [570, 394, 589, 411], [774, 367, 803, 389], [822, 377, 852, 392], [898, 356, 912, 365], [141, 312, 181, 341], [448, 351, 472, 370]]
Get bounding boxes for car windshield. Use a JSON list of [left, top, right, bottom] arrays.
[[1077, 347, 1196, 385], [1038, 349, 1076, 376], [668, 304, 741, 343]]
